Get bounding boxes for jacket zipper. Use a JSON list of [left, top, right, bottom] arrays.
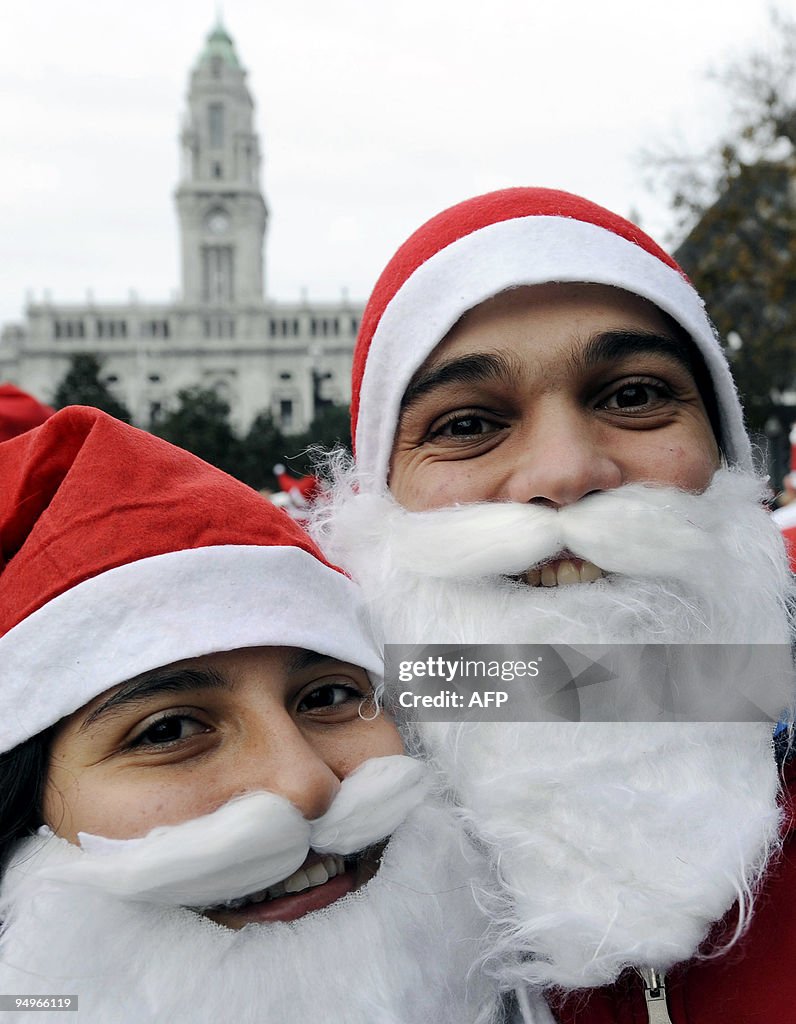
[[638, 967, 674, 1024]]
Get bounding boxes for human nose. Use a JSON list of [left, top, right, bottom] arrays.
[[502, 405, 623, 507], [239, 717, 341, 821]]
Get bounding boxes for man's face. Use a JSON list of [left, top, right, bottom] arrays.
[[389, 282, 720, 511], [315, 281, 792, 993]]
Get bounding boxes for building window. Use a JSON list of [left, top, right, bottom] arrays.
[[148, 373, 161, 383], [212, 160, 223, 179], [308, 317, 339, 338], [350, 317, 359, 334], [279, 371, 292, 380], [105, 374, 119, 384], [141, 319, 170, 339], [202, 246, 234, 303], [210, 57, 222, 78], [203, 317, 236, 339], [209, 103, 224, 148], [96, 319, 128, 339], [54, 319, 86, 339], [279, 399, 293, 428], [269, 318, 299, 338]]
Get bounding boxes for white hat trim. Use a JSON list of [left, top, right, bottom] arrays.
[[0, 545, 381, 753], [355, 214, 751, 488], [772, 503, 796, 530]]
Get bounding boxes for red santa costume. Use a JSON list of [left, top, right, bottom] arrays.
[[310, 189, 796, 1024], [0, 406, 515, 1024]]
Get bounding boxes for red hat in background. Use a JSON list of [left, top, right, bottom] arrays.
[[772, 502, 796, 573], [273, 463, 321, 504], [0, 383, 54, 442], [350, 187, 752, 490], [773, 425, 796, 571], [0, 406, 380, 753]]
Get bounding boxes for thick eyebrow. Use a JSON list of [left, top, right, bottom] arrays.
[[573, 330, 697, 376], [400, 331, 697, 419], [285, 649, 349, 674], [400, 351, 520, 413], [80, 666, 229, 732]]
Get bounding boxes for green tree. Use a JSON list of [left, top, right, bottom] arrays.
[[238, 411, 287, 491], [53, 353, 131, 422], [282, 402, 351, 478], [642, 8, 796, 473], [155, 387, 244, 477]]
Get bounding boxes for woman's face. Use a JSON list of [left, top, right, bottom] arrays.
[[43, 645, 404, 927]]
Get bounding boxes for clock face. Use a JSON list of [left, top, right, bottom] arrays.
[[207, 209, 230, 234]]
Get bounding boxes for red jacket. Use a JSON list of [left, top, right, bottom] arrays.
[[552, 747, 796, 1024]]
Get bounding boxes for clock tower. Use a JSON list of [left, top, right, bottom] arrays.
[[175, 19, 267, 306]]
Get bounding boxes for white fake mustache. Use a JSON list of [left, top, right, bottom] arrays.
[[36, 756, 428, 906], [342, 471, 767, 581], [331, 468, 766, 581]]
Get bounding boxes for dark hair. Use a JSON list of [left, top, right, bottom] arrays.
[[0, 729, 53, 875]]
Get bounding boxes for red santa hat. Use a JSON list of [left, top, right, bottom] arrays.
[[0, 406, 380, 754], [351, 187, 751, 489], [787, 423, 796, 490], [273, 463, 321, 504], [0, 383, 54, 442]]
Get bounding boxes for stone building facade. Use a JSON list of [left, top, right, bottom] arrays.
[[0, 20, 361, 435]]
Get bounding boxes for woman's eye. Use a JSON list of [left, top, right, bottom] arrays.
[[602, 381, 667, 411], [298, 683, 363, 712], [130, 715, 208, 748]]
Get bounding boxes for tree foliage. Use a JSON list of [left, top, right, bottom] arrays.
[[281, 402, 352, 478], [151, 390, 350, 492], [53, 353, 131, 422], [154, 386, 243, 478], [238, 411, 288, 491], [643, 8, 796, 467]]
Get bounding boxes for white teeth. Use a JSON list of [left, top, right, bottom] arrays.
[[306, 862, 329, 886], [284, 868, 310, 893], [215, 854, 349, 911], [555, 560, 580, 586], [525, 559, 604, 588], [541, 564, 557, 587], [579, 560, 603, 583]]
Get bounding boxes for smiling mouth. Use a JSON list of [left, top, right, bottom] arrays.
[[517, 554, 605, 588], [199, 846, 384, 927]]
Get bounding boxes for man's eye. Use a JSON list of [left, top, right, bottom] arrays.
[[431, 413, 500, 438], [130, 715, 208, 747], [297, 683, 364, 712], [602, 381, 667, 411]]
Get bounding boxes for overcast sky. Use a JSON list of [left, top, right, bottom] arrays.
[[0, 0, 789, 326]]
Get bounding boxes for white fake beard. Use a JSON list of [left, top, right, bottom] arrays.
[[311, 468, 795, 990], [0, 774, 511, 1024]]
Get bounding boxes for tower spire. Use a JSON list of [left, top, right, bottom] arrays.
[[176, 18, 268, 305]]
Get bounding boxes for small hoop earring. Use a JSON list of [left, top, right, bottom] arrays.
[[358, 697, 380, 722]]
